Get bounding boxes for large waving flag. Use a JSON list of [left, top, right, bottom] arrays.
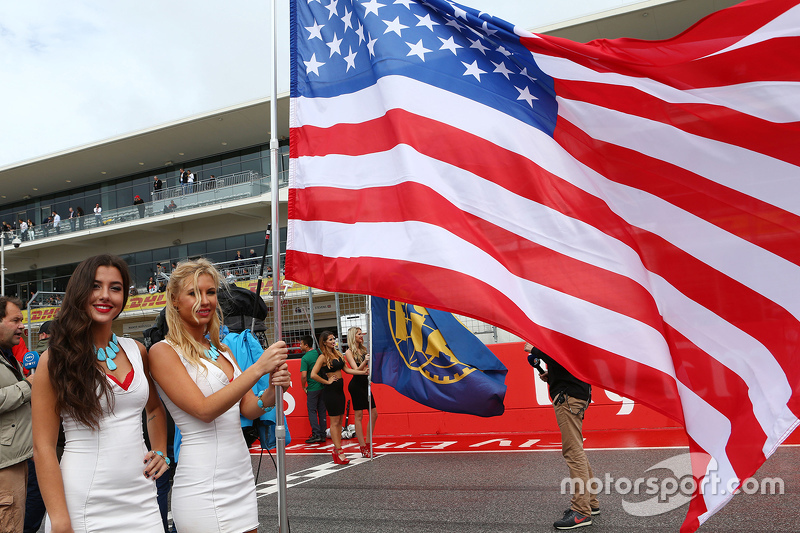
[[371, 297, 507, 417], [286, 0, 800, 529]]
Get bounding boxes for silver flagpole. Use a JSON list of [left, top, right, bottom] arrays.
[[270, 0, 289, 530], [367, 295, 373, 460]]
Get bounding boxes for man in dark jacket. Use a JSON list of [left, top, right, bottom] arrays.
[[525, 343, 598, 530]]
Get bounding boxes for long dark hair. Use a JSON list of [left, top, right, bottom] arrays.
[[318, 330, 342, 368], [48, 254, 131, 429]]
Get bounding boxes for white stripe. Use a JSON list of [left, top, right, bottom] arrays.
[[292, 218, 678, 380], [703, 3, 800, 58], [587, 158, 800, 322], [294, 147, 654, 289], [676, 383, 737, 528], [531, 53, 800, 123], [557, 97, 800, 214], [294, 77, 800, 323], [652, 273, 793, 454], [296, 145, 797, 452]]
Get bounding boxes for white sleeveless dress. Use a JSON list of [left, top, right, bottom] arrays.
[[46, 337, 163, 533], [155, 340, 258, 533]]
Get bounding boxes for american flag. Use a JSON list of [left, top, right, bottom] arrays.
[[287, 0, 800, 529]]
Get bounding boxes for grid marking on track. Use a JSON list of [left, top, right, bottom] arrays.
[[255, 455, 376, 498]]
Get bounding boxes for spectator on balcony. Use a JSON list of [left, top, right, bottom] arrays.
[[187, 170, 195, 193], [20, 219, 28, 241], [52, 211, 61, 235], [41, 216, 50, 238], [134, 195, 145, 218], [153, 176, 163, 200], [163, 200, 177, 214], [207, 175, 216, 190], [234, 251, 244, 262], [94, 203, 103, 226], [77, 206, 85, 230], [68, 207, 76, 231], [179, 168, 188, 194], [27, 220, 36, 241]]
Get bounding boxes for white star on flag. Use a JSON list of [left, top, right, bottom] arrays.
[[407, 39, 432, 61], [384, 16, 409, 36], [461, 59, 485, 80], [303, 53, 324, 76]]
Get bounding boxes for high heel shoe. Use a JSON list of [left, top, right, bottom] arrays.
[[360, 445, 372, 458], [332, 448, 350, 465]]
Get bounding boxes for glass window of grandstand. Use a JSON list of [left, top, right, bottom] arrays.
[[1, 228, 283, 306]]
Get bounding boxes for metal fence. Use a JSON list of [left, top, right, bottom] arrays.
[[2, 169, 286, 243]]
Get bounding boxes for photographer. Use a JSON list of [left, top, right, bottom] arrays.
[[525, 343, 599, 530]]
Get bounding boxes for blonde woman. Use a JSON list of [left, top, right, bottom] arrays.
[[148, 259, 290, 533], [344, 326, 378, 458], [310, 330, 356, 464]]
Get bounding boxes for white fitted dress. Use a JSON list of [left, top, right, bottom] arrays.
[[46, 337, 162, 533], [155, 340, 258, 533]]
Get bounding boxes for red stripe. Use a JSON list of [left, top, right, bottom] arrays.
[[554, 116, 800, 267], [556, 78, 800, 167], [681, 438, 712, 533], [293, 184, 665, 333], [664, 325, 767, 480], [552, 118, 800, 418], [293, 113, 800, 414], [524, 0, 800, 89], [539, 38, 800, 89], [285, 250, 686, 424], [292, 185, 774, 475]]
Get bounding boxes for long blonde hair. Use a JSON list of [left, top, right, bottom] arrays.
[[165, 258, 227, 370], [347, 326, 367, 364]]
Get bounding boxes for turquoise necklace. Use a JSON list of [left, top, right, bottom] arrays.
[[96, 333, 120, 371], [204, 343, 220, 362]]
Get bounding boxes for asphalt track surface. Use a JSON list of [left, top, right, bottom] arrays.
[[249, 438, 798, 533]]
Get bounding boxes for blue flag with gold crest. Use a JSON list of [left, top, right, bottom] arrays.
[[371, 297, 507, 417]]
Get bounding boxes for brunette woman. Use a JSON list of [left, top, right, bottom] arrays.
[[311, 330, 357, 464], [344, 326, 378, 458], [32, 254, 169, 533], [148, 258, 290, 533]]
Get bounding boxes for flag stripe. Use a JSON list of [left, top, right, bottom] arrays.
[[554, 117, 800, 266], [555, 78, 800, 168], [531, 53, 800, 124], [531, 37, 800, 87], [556, 98, 800, 214], [287, 249, 686, 422], [293, 106, 800, 420], [293, 182, 795, 448], [294, 106, 800, 385]]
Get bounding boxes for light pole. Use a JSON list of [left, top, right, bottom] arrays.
[[1, 231, 22, 296], [1, 231, 4, 296]]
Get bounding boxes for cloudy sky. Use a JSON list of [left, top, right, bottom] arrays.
[[0, 0, 642, 168]]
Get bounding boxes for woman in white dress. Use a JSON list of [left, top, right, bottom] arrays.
[[148, 258, 290, 533], [32, 254, 169, 533]]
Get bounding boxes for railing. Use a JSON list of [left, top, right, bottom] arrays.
[[2, 169, 288, 243]]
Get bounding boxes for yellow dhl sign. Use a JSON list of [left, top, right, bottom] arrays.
[[23, 278, 306, 323]]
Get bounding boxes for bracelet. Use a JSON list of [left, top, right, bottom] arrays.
[[153, 450, 171, 466], [256, 389, 274, 413]]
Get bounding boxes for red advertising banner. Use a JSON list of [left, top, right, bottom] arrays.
[[283, 342, 683, 439]]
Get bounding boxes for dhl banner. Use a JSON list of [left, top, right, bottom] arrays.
[[22, 277, 310, 323]]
